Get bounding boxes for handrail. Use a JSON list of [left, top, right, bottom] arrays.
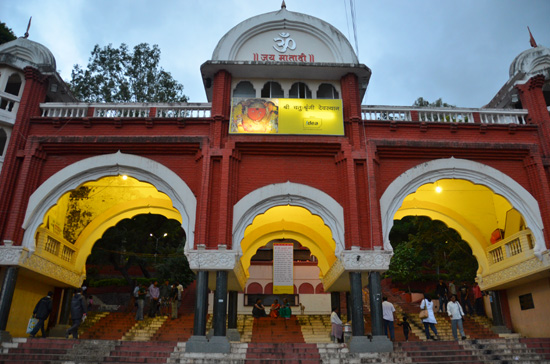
[[361, 105, 529, 125], [486, 229, 534, 265], [40, 102, 212, 118]]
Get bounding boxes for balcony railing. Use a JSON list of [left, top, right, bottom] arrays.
[[35, 227, 77, 266], [486, 229, 535, 266], [0, 91, 20, 122], [39, 103, 530, 125], [362, 106, 528, 125], [40, 103, 212, 118]]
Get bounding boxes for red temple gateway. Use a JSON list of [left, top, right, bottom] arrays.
[[0, 4, 549, 351]]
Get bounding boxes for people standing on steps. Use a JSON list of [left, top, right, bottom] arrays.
[[447, 294, 467, 340], [170, 282, 179, 319], [435, 279, 448, 313], [459, 281, 474, 315], [472, 282, 485, 316], [382, 296, 396, 341], [398, 315, 412, 341], [135, 283, 147, 321], [148, 281, 160, 317], [66, 288, 87, 339], [29, 291, 53, 338], [448, 279, 457, 300], [330, 307, 344, 343], [420, 294, 439, 340]]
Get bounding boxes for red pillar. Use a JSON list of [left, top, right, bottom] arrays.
[[0, 67, 48, 245]]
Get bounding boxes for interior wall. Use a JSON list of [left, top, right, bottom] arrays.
[[6, 272, 55, 337], [506, 277, 550, 337]]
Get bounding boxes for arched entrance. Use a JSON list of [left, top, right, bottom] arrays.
[[381, 157, 549, 336], [3, 153, 196, 337]]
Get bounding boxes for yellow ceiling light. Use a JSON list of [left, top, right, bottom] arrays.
[[435, 186, 442, 193]]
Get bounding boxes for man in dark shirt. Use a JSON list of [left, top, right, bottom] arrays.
[[435, 279, 448, 313], [29, 291, 53, 338], [66, 288, 87, 339]]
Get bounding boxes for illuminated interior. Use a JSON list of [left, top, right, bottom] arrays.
[[239, 205, 336, 279], [40, 175, 181, 273]]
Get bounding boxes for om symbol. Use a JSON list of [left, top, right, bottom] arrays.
[[273, 32, 296, 53]]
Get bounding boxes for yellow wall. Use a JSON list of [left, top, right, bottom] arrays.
[[6, 272, 55, 338], [506, 277, 550, 337]]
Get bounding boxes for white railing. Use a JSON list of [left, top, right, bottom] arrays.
[[41, 104, 88, 117], [0, 91, 20, 116], [155, 103, 211, 118], [417, 109, 474, 123], [362, 106, 529, 125], [40, 102, 212, 119], [93, 105, 150, 118], [487, 229, 534, 266], [477, 110, 527, 124], [361, 106, 411, 121]]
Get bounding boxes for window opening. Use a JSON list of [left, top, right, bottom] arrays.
[[261, 82, 284, 98], [317, 83, 339, 99], [233, 81, 256, 98], [289, 82, 311, 99]]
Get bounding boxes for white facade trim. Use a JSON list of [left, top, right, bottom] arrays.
[[232, 181, 345, 256], [21, 151, 196, 251], [380, 157, 546, 258]]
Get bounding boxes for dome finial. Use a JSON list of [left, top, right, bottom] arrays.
[[281, 1, 286, 9], [528, 26, 538, 48], [24, 16, 32, 38]]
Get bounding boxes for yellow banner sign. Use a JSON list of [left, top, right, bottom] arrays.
[[229, 98, 344, 135]]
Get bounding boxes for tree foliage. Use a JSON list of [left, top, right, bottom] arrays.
[[413, 97, 455, 108], [87, 214, 195, 288], [69, 43, 188, 103], [387, 216, 478, 289], [0, 21, 17, 45]]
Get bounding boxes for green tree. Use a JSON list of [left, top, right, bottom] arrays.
[[70, 43, 188, 103], [87, 214, 194, 288], [387, 244, 423, 292], [413, 97, 454, 108], [0, 21, 17, 45], [387, 216, 478, 287]]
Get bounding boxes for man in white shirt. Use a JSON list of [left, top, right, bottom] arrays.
[[447, 294, 467, 340], [382, 296, 395, 341], [176, 282, 184, 308]]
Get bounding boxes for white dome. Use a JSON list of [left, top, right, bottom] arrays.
[[212, 7, 358, 64], [0, 37, 57, 73], [509, 45, 550, 78]]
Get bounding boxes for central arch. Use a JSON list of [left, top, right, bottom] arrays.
[[232, 182, 344, 288]]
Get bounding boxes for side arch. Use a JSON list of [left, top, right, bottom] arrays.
[[380, 157, 546, 258], [22, 151, 196, 252]]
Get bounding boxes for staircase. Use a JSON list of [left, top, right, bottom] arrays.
[[249, 316, 304, 343], [3, 336, 550, 363], [297, 314, 332, 343], [380, 282, 500, 342]]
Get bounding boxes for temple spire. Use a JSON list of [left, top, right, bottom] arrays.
[[24, 16, 32, 38], [528, 26, 538, 48], [281, 1, 286, 9]]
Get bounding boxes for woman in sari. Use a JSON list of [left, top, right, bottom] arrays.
[[252, 299, 267, 318], [279, 298, 291, 319], [270, 299, 281, 318]]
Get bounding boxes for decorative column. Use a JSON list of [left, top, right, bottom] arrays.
[[368, 271, 384, 336], [227, 290, 240, 341], [210, 271, 230, 352], [186, 270, 209, 352], [348, 272, 364, 337], [0, 266, 18, 342]]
